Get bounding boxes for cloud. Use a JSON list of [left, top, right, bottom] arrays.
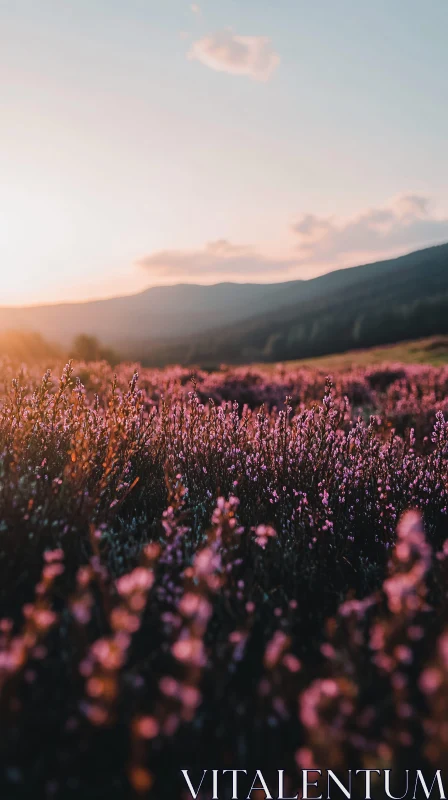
[[191, 3, 201, 13], [137, 240, 295, 281], [188, 29, 280, 81], [292, 194, 448, 264], [137, 196, 448, 286]]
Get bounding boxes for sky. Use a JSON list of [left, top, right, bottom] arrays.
[[1, 0, 448, 305]]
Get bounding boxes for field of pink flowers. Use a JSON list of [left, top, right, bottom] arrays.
[[1, 358, 448, 798]]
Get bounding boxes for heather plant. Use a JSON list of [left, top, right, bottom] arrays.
[[298, 511, 434, 772], [0, 358, 447, 797]]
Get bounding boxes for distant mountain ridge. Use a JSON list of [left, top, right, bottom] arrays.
[[1, 243, 448, 366], [131, 243, 448, 365], [0, 279, 308, 349]]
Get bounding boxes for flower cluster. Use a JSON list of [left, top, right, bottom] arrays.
[[0, 359, 447, 797]]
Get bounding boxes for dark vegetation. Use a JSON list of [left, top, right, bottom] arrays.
[[134, 243, 448, 366], [70, 335, 120, 367], [1, 358, 448, 797]]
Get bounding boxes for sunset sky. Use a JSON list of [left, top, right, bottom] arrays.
[[2, 0, 448, 305]]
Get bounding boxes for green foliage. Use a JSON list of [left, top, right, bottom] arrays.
[[70, 334, 120, 366], [133, 244, 448, 366], [288, 335, 448, 370]]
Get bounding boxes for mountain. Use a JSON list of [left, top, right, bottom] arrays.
[[1, 243, 447, 366], [0, 280, 308, 352], [132, 243, 448, 366]]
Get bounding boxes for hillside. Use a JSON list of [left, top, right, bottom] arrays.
[[134, 243, 448, 366], [276, 335, 448, 370], [0, 280, 307, 350], [1, 242, 447, 366]]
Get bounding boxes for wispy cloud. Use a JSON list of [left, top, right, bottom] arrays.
[[137, 196, 448, 285], [137, 240, 294, 281], [292, 194, 448, 264], [188, 29, 280, 81]]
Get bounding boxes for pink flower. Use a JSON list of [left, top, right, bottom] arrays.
[[44, 549, 64, 563], [283, 653, 302, 673], [254, 524, 276, 549], [419, 668, 442, 694], [116, 567, 154, 597], [172, 637, 204, 666], [135, 716, 159, 739], [264, 631, 288, 669]]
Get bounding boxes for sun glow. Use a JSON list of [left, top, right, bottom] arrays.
[[0, 183, 74, 304]]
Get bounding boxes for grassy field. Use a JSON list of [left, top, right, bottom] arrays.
[[280, 335, 448, 370]]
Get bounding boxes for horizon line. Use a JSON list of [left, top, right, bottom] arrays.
[[1, 241, 447, 311]]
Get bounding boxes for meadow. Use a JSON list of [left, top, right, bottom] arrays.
[[1, 357, 448, 798]]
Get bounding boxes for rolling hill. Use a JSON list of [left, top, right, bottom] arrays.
[[133, 243, 448, 366], [1, 242, 447, 366], [0, 280, 308, 351], [279, 335, 448, 370]]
